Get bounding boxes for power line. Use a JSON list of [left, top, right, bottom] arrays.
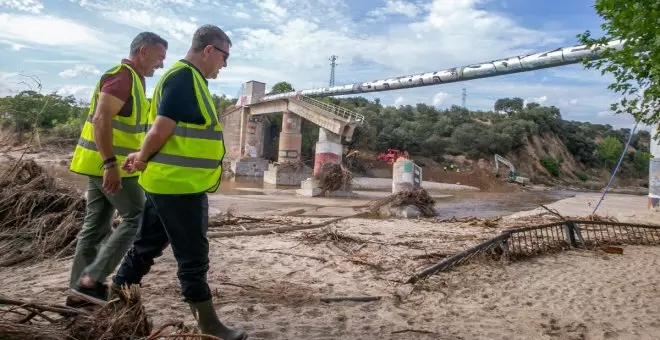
[[461, 88, 467, 108], [329, 55, 338, 86]]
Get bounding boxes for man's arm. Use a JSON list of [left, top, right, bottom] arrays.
[[92, 93, 125, 160], [137, 115, 176, 162], [137, 68, 194, 162], [92, 70, 131, 161]]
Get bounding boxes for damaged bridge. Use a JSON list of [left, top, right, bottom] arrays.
[[219, 81, 364, 183]]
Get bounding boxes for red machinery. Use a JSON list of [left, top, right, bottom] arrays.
[[377, 149, 409, 164]]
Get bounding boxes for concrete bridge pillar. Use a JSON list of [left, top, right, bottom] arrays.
[[278, 111, 302, 162], [313, 128, 342, 176], [392, 158, 423, 193], [243, 117, 265, 158]]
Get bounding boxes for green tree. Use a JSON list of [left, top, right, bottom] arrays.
[[577, 0, 660, 126], [211, 94, 237, 113], [494, 97, 524, 114], [598, 136, 625, 168], [268, 81, 294, 95], [633, 151, 652, 176]]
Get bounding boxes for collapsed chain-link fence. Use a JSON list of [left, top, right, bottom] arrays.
[[407, 220, 660, 283]]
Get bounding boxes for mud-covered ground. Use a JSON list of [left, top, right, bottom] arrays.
[[2, 215, 660, 339]]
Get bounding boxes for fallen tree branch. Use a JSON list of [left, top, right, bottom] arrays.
[[319, 296, 382, 303], [261, 250, 327, 262], [0, 320, 66, 340], [208, 212, 367, 238], [216, 281, 258, 290], [540, 204, 566, 220], [154, 334, 222, 339], [0, 296, 87, 317], [391, 328, 437, 335]]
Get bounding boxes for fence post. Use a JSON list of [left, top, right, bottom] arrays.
[[570, 221, 586, 246], [499, 232, 511, 263], [563, 222, 577, 247]]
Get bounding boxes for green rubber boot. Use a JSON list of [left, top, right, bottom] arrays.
[[189, 300, 247, 340]]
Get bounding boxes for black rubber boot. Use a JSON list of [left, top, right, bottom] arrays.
[[189, 300, 247, 340]]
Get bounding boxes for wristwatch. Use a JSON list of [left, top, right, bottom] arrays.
[[103, 156, 117, 165]]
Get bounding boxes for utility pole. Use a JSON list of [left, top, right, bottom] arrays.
[[329, 55, 338, 86], [461, 88, 467, 108]]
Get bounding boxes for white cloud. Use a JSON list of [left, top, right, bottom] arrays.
[[56, 84, 95, 99], [23, 59, 85, 64], [527, 95, 548, 105], [0, 13, 109, 53], [235, 11, 250, 19], [58, 64, 101, 78], [255, 0, 287, 20], [0, 72, 21, 96], [0, 0, 43, 13], [367, 0, 422, 20], [367, 0, 422, 21], [101, 9, 198, 42], [432, 92, 450, 106]]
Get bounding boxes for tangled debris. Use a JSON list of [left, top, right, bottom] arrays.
[[0, 159, 85, 267], [0, 285, 160, 340], [315, 163, 353, 192], [368, 188, 437, 217], [68, 284, 151, 340]]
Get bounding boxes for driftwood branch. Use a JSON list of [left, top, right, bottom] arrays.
[[540, 204, 566, 220], [208, 212, 367, 238], [391, 328, 437, 335], [153, 334, 223, 339], [216, 281, 258, 290], [260, 250, 327, 262], [0, 296, 87, 316], [0, 320, 66, 340], [320, 296, 382, 303]]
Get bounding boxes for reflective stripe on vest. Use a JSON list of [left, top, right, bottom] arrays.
[[77, 138, 139, 156]]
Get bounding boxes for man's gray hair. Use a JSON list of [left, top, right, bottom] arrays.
[[129, 32, 168, 55], [191, 24, 232, 53]]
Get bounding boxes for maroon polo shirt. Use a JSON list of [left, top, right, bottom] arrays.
[[99, 59, 146, 117]]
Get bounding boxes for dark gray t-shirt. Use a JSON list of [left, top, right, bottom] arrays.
[[157, 59, 208, 125]]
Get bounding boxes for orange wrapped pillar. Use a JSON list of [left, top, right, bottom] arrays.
[[278, 111, 302, 162], [313, 128, 342, 176]]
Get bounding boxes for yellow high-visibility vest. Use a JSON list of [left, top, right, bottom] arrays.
[[69, 64, 149, 177], [138, 61, 225, 195]]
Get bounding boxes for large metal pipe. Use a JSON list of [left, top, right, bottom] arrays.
[[261, 39, 624, 101]]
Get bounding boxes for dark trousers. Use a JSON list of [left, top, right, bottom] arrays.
[[113, 192, 212, 302]]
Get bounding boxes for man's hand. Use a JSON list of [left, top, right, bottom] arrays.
[[121, 152, 147, 174], [103, 165, 122, 195]]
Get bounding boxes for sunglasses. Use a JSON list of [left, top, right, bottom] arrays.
[[212, 45, 230, 63]]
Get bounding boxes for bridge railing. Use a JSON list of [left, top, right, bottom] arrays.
[[297, 95, 365, 125]]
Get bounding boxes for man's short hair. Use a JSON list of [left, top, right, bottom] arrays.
[[129, 32, 168, 55], [191, 24, 232, 53]]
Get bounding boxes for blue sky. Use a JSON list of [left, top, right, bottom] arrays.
[[0, 0, 649, 131]]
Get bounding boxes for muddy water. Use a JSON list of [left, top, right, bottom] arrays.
[[430, 189, 579, 219], [47, 166, 577, 218]]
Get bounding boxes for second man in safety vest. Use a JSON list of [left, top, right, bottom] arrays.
[[67, 32, 168, 306], [113, 25, 246, 340]]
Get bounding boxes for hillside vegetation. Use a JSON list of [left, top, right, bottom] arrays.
[[0, 90, 653, 187], [322, 96, 652, 185]]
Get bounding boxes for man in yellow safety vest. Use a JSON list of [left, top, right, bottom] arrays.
[[112, 25, 246, 340], [67, 32, 167, 306]]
